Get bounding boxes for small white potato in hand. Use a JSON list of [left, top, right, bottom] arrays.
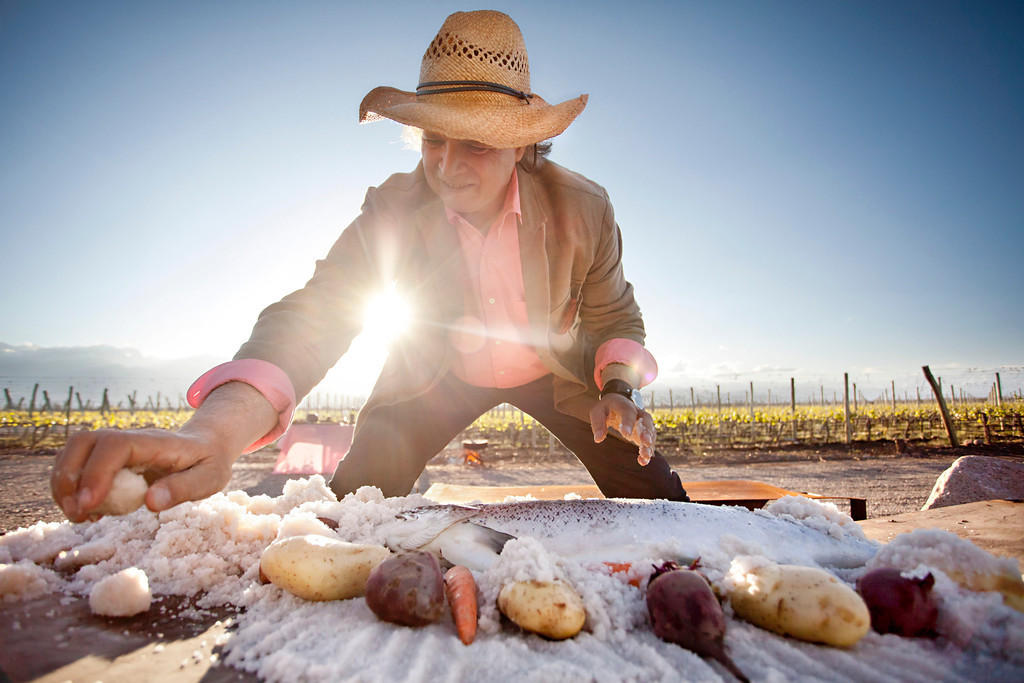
[[497, 579, 586, 640], [728, 562, 870, 647], [259, 534, 390, 601], [92, 468, 149, 516]]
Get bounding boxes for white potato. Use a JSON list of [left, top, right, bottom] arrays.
[[729, 563, 870, 647], [947, 568, 1024, 614], [92, 468, 148, 516], [260, 534, 391, 601], [497, 579, 586, 640]]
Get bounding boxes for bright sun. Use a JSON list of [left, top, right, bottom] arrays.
[[301, 286, 414, 399], [362, 286, 412, 345]]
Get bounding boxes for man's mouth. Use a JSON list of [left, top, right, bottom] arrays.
[[440, 177, 473, 192]]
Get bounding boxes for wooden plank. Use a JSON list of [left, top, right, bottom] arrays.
[[858, 499, 1023, 565], [0, 595, 249, 682], [424, 483, 603, 503]]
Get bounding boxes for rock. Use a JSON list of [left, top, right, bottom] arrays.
[[922, 456, 1024, 510]]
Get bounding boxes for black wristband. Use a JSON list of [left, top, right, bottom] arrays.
[[600, 379, 635, 401]]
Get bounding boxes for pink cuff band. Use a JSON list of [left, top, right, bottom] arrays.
[[187, 359, 297, 453], [594, 339, 659, 389]]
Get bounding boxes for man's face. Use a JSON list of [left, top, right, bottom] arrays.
[[421, 131, 526, 229]]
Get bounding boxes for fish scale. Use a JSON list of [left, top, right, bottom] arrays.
[[383, 499, 879, 572]]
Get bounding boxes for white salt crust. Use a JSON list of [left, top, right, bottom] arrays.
[[1, 477, 1021, 682], [89, 567, 152, 617]]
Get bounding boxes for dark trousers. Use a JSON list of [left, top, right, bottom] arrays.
[[329, 373, 689, 501]]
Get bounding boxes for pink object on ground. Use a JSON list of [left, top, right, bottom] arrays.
[[274, 423, 355, 474], [922, 455, 1024, 510]]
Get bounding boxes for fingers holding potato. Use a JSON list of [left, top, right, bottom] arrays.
[[91, 468, 149, 517]]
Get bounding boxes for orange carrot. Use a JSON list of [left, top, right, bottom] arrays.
[[444, 565, 479, 645], [604, 562, 642, 588]]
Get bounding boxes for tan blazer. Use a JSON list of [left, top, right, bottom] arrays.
[[235, 158, 648, 425]]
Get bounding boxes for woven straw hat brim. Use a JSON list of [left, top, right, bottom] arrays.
[[360, 86, 588, 149]]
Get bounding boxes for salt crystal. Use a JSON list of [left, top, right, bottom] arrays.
[[89, 568, 151, 617]]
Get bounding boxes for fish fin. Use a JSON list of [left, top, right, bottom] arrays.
[[386, 517, 463, 552], [435, 523, 516, 572], [386, 505, 486, 552], [467, 522, 515, 553], [391, 525, 448, 552]]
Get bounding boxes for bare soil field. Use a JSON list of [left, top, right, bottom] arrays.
[[3, 439, 1022, 534]]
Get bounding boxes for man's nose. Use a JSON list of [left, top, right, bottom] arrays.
[[439, 142, 463, 173]]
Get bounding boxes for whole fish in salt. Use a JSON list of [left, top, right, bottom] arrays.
[[381, 499, 878, 572]]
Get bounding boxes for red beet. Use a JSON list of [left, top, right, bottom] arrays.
[[647, 562, 748, 682], [365, 551, 445, 627], [856, 567, 939, 637]]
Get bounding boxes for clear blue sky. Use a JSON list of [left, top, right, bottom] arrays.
[[1, 0, 1021, 401]]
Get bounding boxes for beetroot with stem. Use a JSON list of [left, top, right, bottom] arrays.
[[646, 561, 749, 682], [856, 567, 939, 637]]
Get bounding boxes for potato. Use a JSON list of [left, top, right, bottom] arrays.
[[729, 563, 870, 647], [946, 568, 1024, 614], [259, 534, 390, 601], [497, 579, 586, 640], [92, 468, 148, 516], [365, 551, 446, 627]]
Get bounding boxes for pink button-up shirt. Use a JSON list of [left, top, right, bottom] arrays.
[[446, 171, 549, 387], [189, 170, 657, 451]]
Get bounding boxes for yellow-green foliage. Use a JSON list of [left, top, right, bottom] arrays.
[[1, 409, 193, 432]]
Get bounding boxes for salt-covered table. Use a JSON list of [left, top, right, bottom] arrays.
[[2, 498, 1020, 682]]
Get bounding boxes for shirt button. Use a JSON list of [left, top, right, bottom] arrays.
[[494, 340, 502, 346], [488, 297, 496, 304]]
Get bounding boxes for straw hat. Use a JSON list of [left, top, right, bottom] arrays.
[[359, 10, 587, 149]]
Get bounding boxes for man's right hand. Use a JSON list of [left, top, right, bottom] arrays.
[[51, 429, 237, 522], [51, 381, 280, 522]]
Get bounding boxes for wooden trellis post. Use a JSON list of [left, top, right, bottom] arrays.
[[923, 365, 959, 447], [65, 386, 74, 441], [790, 377, 796, 441], [844, 373, 851, 445]]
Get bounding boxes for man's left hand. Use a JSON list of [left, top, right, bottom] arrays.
[[590, 393, 656, 466]]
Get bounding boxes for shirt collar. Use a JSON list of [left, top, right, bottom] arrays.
[[444, 168, 522, 231]]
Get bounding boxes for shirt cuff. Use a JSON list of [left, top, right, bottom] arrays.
[[594, 339, 659, 390], [186, 359, 297, 453]]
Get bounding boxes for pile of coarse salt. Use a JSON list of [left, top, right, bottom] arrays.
[[760, 495, 870, 541], [89, 567, 151, 616], [2, 477, 1023, 682]]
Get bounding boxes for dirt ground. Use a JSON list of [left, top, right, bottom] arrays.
[[4, 438, 1022, 534]]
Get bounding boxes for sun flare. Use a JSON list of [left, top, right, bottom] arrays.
[[362, 286, 412, 345]]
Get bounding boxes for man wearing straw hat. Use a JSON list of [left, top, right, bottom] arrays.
[[53, 10, 688, 521]]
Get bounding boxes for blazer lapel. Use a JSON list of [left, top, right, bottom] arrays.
[[412, 198, 465, 335]]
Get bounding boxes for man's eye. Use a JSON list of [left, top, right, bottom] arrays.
[[467, 145, 490, 154], [423, 138, 443, 147]]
